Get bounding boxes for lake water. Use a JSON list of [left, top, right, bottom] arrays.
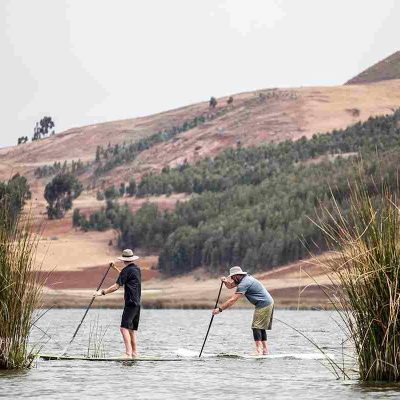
[[1, 309, 399, 399]]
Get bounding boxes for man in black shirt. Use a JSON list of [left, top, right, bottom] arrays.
[[95, 249, 141, 358]]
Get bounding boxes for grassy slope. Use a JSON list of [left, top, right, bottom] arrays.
[[2, 80, 400, 186], [346, 51, 400, 85]]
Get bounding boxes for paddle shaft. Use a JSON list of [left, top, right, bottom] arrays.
[[199, 281, 223, 357], [61, 263, 113, 355]]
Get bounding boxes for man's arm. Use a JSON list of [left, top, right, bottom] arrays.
[[221, 276, 237, 289], [94, 283, 120, 297], [212, 293, 243, 315]]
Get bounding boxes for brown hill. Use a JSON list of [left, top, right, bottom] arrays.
[[346, 51, 400, 85], [2, 79, 400, 188]]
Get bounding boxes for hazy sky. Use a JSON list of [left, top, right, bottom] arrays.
[[1, 0, 398, 147]]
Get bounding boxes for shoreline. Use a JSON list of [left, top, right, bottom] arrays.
[[40, 303, 335, 311], [39, 257, 335, 311], [42, 286, 335, 310]]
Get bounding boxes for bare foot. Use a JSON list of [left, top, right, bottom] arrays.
[[120, 353, 132, 359], [131, 353, 138, 358], [262, 349, 269, 355]]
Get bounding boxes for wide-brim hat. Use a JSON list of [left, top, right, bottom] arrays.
[[228, 266, 247, 277], [117, 249, 140, 262]]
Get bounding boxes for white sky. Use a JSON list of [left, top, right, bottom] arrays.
[[1, 0, 398, 147]]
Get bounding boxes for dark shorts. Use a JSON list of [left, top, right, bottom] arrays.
[[121, 305, 140, 330]]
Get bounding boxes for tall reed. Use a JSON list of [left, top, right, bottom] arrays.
[[86, 317, 108, 358], [0, 200, 44, 369], [316, 174, 400, 381]]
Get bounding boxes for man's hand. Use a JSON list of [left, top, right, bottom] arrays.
[[221, 276, 236, 289], [93, 290, 103, 297], [212, 308, 221, 315], [110, 262, 121, 273]]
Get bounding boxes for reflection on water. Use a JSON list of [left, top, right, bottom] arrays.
[[0, 309, 399, 399]]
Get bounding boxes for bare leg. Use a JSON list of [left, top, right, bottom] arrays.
[[129, 330, 138, 357], [262, 341, 269, 355], [255, 340, 263, 355], [120, 327, 133, 357]]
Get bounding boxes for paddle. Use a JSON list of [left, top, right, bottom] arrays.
[[199, 281, 223, 357], [60, 262, 114, 356]]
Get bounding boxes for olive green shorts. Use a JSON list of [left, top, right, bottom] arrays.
[[251, 303, 274, 330]]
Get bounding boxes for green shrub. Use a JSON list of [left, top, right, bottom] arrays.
[[96, 191, 105, 201], [104, 186, 119, 200], [126, 179, 136, 197], [72, 209, 82, 227]]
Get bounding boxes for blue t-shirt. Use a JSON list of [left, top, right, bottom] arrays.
[[235, 275, 273, 308]]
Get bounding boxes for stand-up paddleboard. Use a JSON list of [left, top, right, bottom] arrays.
[[37, 352, 335, 362], [38, 354, 185, 362]]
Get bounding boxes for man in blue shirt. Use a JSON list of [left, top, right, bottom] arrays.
[[212, 266, 274, 355]]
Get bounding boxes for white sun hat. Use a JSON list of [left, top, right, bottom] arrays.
[[117, 249, 140, 262], [228, 266, 247, 277]]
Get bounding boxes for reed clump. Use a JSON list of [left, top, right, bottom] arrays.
[[0, 202, 44, 369], [87, 317, 108, 359], [317, 176, 400, 381]]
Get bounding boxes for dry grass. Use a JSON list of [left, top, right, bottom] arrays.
[[0, 202, 45, 369], [315, 171, 400, 381]]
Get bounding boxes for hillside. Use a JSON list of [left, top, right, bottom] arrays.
[[346, 51, 400, 85], [76, 109, 400, 277], [2, 80, 400, 190], [3, 78, 400, 308]]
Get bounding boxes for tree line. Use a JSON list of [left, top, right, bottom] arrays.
[[34, 159, 89, 179], [95, 180, 137, 201], [136, 110, 400, 196], [93, 108, 229, 176], [75, 152, 400, 275]]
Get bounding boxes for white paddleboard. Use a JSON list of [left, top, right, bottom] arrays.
[[38, 354, 184, 362], [38, 352, 335, 362]]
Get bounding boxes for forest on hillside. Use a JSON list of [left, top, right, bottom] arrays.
[[74, 110, 400, 275]]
